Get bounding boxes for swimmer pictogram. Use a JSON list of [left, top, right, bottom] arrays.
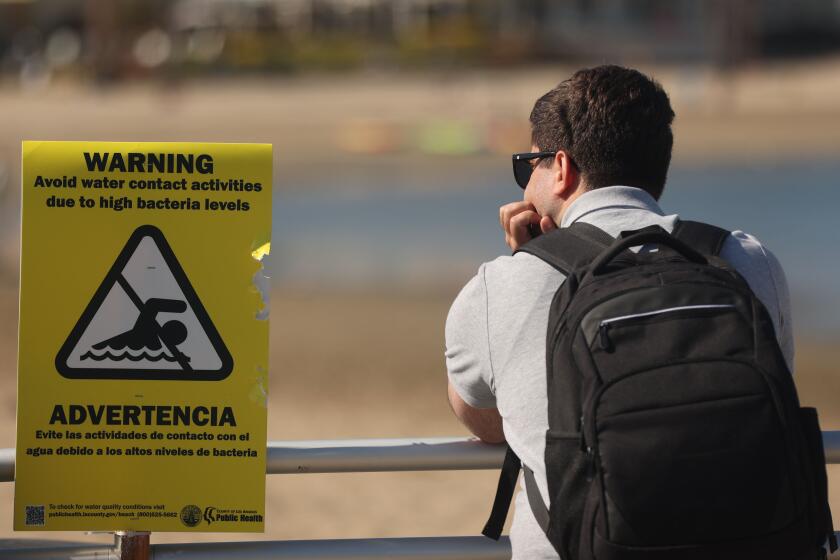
[[56, 225, 233, 380]]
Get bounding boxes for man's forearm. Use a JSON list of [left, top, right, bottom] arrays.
[[447, 382, 505, 444]]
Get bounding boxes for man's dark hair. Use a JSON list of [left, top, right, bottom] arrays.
[[530, 65, 674, 200]]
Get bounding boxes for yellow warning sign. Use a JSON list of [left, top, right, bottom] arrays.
[[14, 141, 271, 532]]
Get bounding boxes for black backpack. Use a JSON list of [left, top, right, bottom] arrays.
[[483, 220, 837, 560]]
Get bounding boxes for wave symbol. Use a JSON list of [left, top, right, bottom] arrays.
[[80, 350, 179, 362]]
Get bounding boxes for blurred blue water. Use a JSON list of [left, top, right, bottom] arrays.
[[272, 159, 840, 336]]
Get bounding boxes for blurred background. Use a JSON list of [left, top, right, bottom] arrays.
[[0, 0, 839, 550]]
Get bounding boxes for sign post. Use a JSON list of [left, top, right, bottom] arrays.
[[14, 141, 272, 536], [116, 531, 151, 560]]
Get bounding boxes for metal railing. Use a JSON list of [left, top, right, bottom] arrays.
[[0, 535, 511, 560], [1, 432, 838, 559]]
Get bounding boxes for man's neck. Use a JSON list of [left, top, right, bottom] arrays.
[[552, 185, 589, 226]]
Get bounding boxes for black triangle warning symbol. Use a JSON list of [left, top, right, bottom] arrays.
[[55, 225, 234, 381]]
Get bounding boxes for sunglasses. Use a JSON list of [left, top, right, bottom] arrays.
[[512, 151, 556, 189]]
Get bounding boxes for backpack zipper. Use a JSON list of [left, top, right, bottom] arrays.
[[578, 415, 596, 480], [598, 304, 736, 351]]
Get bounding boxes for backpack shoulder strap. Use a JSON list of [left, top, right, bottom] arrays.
[[481, 445, 553, 541], [671, 220, 730, 257], [514, 221, 615, 274], [482, 445, 522, 540], [483, 223, 612, 541]]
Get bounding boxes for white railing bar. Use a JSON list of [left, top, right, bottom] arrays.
[[154, 536, 512, 560], [267, 432, 840, 473], [7, 533, 840, 560], [0, 542, 113, 560], [266, 437, 506, 474], [0, 536, 512, 560], [1, 431, 838, 482], [0, 447, 13, 484]]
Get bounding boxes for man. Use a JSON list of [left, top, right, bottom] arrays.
[[444, 65, 793, 559]]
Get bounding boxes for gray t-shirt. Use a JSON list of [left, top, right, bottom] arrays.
[[445, 186, 794, 559]]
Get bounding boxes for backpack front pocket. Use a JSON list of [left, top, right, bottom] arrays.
[[591, 361, 796, 547]]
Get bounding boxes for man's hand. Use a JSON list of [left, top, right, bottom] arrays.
[[499, 201, 557, 251]]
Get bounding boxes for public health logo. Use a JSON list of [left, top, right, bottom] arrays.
[[180, 505, 202, 528]]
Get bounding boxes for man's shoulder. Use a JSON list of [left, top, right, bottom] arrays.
[[718, 228, 789, 292], [479, 252, 566, 297], [483, 251, 562, 278], [448, 252, 562, 315], [454, 253, 568, 324], [718, 229, 785, 271]]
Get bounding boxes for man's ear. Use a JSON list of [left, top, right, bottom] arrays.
[[552, 150, 580, 199]]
